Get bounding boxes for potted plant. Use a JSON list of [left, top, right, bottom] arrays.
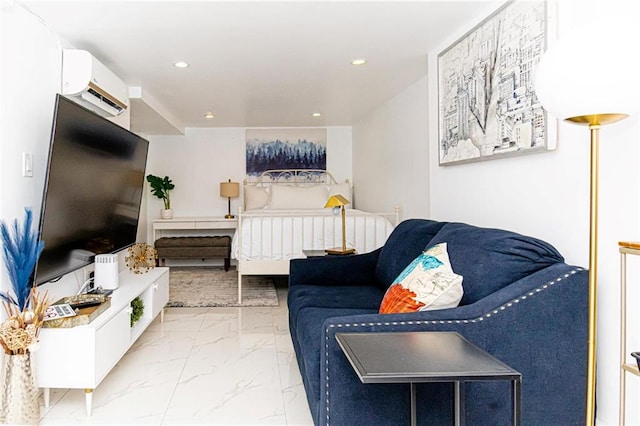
[[146, 174, 175, 219], [130, 297, 144, 327]]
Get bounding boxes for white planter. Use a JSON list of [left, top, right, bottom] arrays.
[[160, 209, 173, 219]]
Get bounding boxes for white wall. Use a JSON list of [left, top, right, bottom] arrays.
[[352, 76, 430, 220], [1, 2, 59, 221], [557, 3, 640, 424], [145, 126, 352, 242], [0, 2, 69, 309]]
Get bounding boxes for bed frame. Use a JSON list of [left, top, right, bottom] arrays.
[[245, 168, 339, 186], [235, 169, 400, 303]]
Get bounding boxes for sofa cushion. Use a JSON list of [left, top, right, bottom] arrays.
[[379, 243, 463, 314], [288, 285, 384, 334], [375, 219, 447, 290], [429, 222, 564, 305]]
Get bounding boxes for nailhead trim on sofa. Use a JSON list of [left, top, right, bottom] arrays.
[[323, 267, 583, 425]]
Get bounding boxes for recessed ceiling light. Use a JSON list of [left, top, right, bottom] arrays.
[[312, 112, 322, 117], [204, 112, 215, 119], [351, 58, 367, 66], [174, 61, 189, 68]]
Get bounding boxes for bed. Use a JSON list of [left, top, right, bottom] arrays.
[[233, 169, 399, 302]]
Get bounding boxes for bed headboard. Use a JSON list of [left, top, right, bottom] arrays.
[[242, 169, 350, 210], [245, 169, 339, 187]]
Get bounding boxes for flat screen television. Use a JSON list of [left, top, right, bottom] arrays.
[[35, 94, 149, 285]]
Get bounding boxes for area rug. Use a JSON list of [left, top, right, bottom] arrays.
[[167, 267, 279, 307]]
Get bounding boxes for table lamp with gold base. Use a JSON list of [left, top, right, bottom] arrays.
[[219, 179, 239, 219], [324, 194, 355, 255]]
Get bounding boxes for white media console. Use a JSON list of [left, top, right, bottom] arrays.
[[34, 267, 170, 416]]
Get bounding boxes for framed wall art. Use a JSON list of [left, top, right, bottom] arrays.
[[438, 0, 555, 166], [246, 128, 327, 177]]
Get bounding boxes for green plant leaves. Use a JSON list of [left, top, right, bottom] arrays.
[[130, 296, 144, 327], [146, 175, 174, 209]]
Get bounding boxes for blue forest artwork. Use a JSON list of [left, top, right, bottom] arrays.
[[246, 128, 326, 176]]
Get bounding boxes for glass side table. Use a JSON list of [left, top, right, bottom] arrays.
[[335, 331, 522, 426]]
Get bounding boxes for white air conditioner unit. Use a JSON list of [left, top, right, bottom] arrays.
[[62, 49, 128, 117]]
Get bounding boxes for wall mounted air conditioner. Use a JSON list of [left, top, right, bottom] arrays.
[[62, 49, 128, 117]]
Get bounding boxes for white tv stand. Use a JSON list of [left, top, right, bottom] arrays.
[[34, 267, 169, 416]]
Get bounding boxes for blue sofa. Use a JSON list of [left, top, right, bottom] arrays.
[[288, 219, 588, 425]]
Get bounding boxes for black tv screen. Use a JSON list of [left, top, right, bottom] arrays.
[[35, 94, 149, 285]]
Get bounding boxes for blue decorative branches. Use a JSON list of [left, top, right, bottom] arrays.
[[0, 208, 44, 311]]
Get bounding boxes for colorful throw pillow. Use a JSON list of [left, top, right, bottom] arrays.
[[379, 243, 463, 314]]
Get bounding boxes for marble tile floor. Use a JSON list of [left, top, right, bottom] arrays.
[[39, 286, 314, 425]]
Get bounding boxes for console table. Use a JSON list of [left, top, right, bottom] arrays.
[[335, 331, 522, 426], [152, 216, 237, 242], [35, 267, 169, 416]]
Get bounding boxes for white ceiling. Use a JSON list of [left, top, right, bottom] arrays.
[[23, 0, 497, 134]]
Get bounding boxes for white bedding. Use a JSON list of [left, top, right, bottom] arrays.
[[232, 209, 395, 261]]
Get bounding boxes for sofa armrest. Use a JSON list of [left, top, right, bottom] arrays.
[[318, 263, 588, 425], [289, 248, 381, 287]]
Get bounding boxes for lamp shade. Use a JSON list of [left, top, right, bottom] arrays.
[[324, 194, 350, 208], [220, 181, 239, 198], [534, 21, 640, 120]]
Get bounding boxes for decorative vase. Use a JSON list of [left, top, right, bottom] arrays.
[[0, 352, 40, 425], [161, 208, 173, 219]]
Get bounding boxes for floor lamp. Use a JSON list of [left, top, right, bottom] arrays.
[[535, 22, 636, 425]]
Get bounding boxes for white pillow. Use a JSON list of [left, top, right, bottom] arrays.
[[244, 186, 270, 210], [268, 185, 328, 209], [327, 183, 353, 208]]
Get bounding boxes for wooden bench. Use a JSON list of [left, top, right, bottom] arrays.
[[154, 236, 232, 271]]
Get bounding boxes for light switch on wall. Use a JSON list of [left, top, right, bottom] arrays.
[[22, 152, 33, 177]]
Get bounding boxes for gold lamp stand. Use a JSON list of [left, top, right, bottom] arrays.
[[324, 194, 356, 255], [565, 113, 628, 426], [533, 16, 637, 423]]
